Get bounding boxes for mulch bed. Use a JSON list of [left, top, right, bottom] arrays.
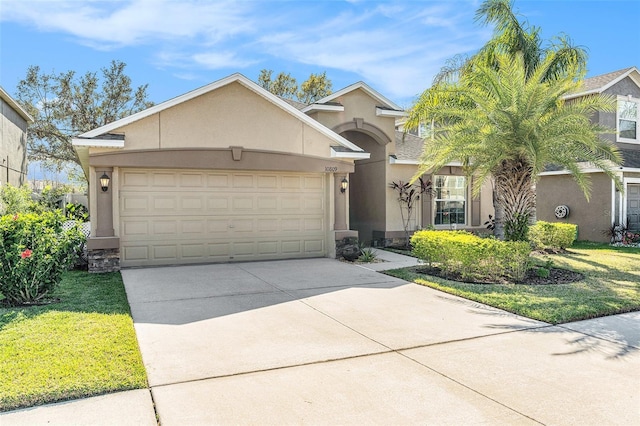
[[415, 266, 584, 285]]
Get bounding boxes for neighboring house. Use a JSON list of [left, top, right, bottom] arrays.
[[0, 86, 32, 187], [537, 66, 640, 241], [73, 74, 495, 272]]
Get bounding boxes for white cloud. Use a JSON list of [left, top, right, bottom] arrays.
[[1, 0, 255, 48], [192, 52, 258, 70], [256, 2, 489, 101], [2, 0, 490, 102]]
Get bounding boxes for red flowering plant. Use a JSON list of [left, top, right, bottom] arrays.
[[622, 231, 640, 246], [0, 211, 85, 305]]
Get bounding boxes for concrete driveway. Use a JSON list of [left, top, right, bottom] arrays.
[[119, 255, 640, 425]]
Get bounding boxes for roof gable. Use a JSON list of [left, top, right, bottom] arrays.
[[311, 82, 403, 111], [0, 86, 34, 123], [566, 66, 640, 99], [76, 73, 363, 153]]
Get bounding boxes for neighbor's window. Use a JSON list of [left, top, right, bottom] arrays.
[[434, 175, 466, 225], [406, 122, 432, 138], [618, 98, 639, 142]]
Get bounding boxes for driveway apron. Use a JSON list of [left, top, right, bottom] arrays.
[[121, 258, 640, 425]]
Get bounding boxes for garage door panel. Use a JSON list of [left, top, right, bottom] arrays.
[[304, 175, 323, 189], [257, 241, 278, 255], [305, 239, 325, 254], [208, 197, 230, 210], [153, 197, 176, 211], [233, 197, 254, 210], [123, 245, 149, 261], [258, 175, 278, 188], [232, 174, 255, 188], [154, 245, 177, 260], [122, 195, 149, 213], [180, 173, 204, 187], [122, 220, 149, 237], [182, 244, 206, 259], [153, 220, 178, 235], [181, 220, 206, 234], [257, 196, 278, 210], [152, 172, 177, 187], [120, 169, 327, 267], [122, 171, 149, 187]]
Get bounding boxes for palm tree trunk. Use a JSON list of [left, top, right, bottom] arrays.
[[492, 184, 506, 240], [493, 158, 536, 240]]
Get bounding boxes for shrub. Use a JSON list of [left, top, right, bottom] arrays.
[[0, 211, 85, 305], [505, 212, 530, 242], [411, 230, 531, 282], [358, 247, 377, 263], [529, 221, 577, 250], [65, 202, 89, 221], [0, 184, 38, 215]]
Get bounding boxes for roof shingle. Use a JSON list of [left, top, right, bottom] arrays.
[[394, 131, 424, 161]]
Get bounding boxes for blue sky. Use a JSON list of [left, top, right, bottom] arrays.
[[2, 0, 639, 112]]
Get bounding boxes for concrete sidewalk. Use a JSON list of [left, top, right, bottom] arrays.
[[2, 252, 639, 425]]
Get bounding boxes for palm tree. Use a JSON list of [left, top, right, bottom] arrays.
[[431, 0, 588, 86], [407, 0, 614, 240], [409, 51, 622, 240]]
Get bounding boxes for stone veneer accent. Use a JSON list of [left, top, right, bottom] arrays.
[[335, 236, 359, 260], [88, 248, 120, 273]]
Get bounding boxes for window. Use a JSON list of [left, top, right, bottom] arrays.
[[618, 98, 639, 142], [406, 122, 432, 138], [434, 175, 466, 225]]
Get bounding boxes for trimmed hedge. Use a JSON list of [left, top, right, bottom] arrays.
[[411, 230, 531, 282], [529, 221, 577, 250]]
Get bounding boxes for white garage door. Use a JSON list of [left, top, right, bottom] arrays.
[[119, 169, 327, 267]]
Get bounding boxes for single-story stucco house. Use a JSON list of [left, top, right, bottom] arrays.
[[0, 86, 32, 187], [73, 74, 494, 272], [537, 66, 640, 241]]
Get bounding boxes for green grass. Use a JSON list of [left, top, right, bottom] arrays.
[[385, 242, 640, 325], [0, 271, 147, 412]]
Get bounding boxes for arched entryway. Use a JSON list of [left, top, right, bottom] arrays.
[[333, 120, 390, 244]]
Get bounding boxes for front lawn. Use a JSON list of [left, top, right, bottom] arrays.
[[0, 271, 147, 412], [385, 242, 640, 324]]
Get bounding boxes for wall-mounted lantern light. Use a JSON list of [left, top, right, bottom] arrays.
[[100, 172, 110, 192], [340, 177, 348, 193]]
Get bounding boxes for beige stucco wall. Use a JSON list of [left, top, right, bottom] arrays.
[[345, 131, 386, 243], [385, 164, 422, 233], [537, 173, 613, 242], [107, 82, 337, 158], [0, 97, 28, 186], [311, 89, 396, 144]]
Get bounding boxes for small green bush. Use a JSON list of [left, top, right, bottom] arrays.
[[0, 211, 85, 305], [358, 247, 377, 263], [411, 230, 531, 282], [529, 221, 577, 250], [0, 184, 38, 215], [505, 212, 530, 242]]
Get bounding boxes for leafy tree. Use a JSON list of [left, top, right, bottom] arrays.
[[406, 0, 606, 240], [16, 60, 153, 180], [258, 69, 332, 104], [410, 51, 622, 241], [257, 69, 298, 99], [298, 71, 333, 104]]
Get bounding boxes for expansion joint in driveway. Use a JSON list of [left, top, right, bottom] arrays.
[[149, 325, 553, 392]]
